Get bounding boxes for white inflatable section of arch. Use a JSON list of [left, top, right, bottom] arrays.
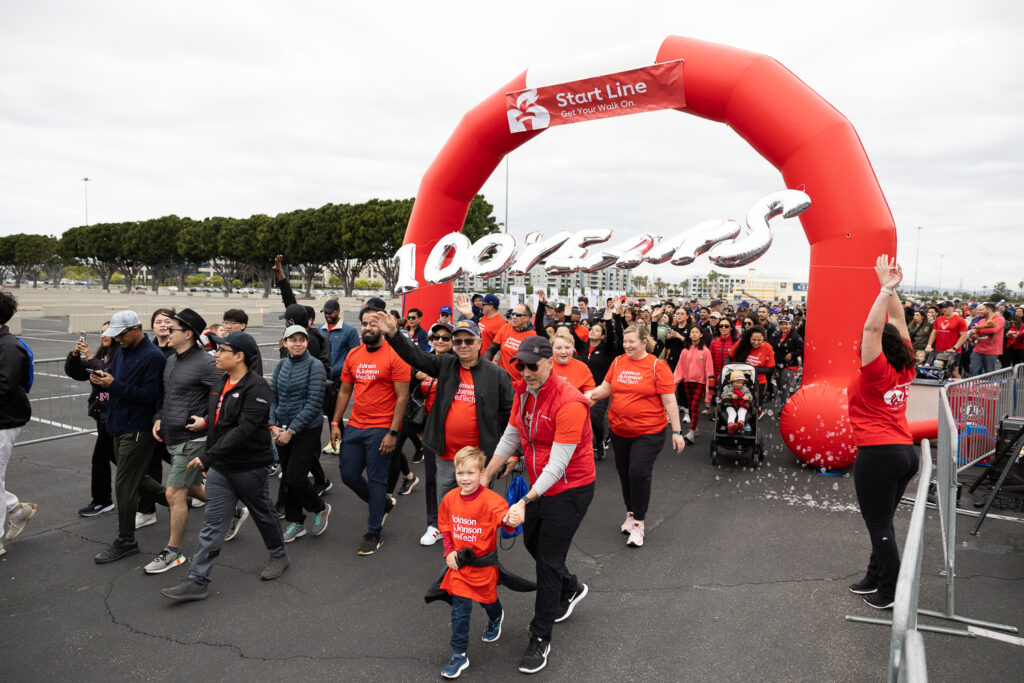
[[523, 38, 664, 89]]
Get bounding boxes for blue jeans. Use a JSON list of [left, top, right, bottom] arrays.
[[968, 352, 999, 377], [339, 425, 389, 535], [451, 594, 502, 653]]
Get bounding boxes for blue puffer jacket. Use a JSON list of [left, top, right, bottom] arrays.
[[269, 351, 325, 434]]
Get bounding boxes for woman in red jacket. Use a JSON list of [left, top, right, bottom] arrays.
[[709, 317, 735, 394], [673, 327, 715, 443], [847, 255, 917, 610]]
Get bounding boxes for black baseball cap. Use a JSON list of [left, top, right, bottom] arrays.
[[207, 331, 259, 365], [322, 299, 340, 313], [513, 336, 552, 363], [279, 303, 309, 325], [365, 297, 387, 311]]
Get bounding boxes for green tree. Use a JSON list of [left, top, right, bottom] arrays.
[[9, 234, 58, 287], [108, 222, 146, 290], [359, 198, 415, 295], [61, 225, 121, 291], [131, 216, 185, 292], [992, 281, 1010, 300], [177, 217, 216, 291], [278, 208, 332, 296], [323, 203, 372, 297], [0, 235, 15, 282]]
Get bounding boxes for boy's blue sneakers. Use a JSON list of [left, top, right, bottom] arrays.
[[441, 652, 469, 679], [481, 609, 504, 642]]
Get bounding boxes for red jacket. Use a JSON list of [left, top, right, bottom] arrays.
[[709, 336, 732, 385], [512, 375, 596, 497]]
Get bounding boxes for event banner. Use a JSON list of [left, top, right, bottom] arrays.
[[506, 60, 685, 133]]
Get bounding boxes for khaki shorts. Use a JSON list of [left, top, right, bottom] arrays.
[[166, 440, 207, 489]]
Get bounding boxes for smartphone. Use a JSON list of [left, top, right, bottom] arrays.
[[78, 331, 87, 342]]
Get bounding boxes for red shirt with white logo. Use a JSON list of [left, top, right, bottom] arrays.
[[492, 323, 537, 383], [340, 344, 411, 429], [441, 367, 479, 461], [438, 486, 509, 604], [847, 340, 915, 447], [607, 354, 675, 438], [932, 315, 967, 351]]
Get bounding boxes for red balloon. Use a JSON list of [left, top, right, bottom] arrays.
[[403, 36, 898, 467]]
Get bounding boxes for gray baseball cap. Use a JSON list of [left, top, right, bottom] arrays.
[[102, 310, 142, 337]]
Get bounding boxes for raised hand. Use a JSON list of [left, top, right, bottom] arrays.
[[454, 293, 474, 318]]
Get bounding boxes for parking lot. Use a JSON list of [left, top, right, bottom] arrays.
[[2, 295, 1022, 681]]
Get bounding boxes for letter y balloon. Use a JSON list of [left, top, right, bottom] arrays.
[[391, 189, 811, 294]]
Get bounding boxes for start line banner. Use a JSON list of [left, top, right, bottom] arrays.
[[506, 60, 685, 133]]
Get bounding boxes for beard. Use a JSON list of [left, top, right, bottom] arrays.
[[362, 330, 381, 345]]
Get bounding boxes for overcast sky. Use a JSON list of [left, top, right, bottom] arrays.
[[2, 1, 1021, 294]]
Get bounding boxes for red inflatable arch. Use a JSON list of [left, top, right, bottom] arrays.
[[402, 35, 899, 467]]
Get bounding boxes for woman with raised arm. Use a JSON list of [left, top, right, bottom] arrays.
[[847, 255, 918, 610]]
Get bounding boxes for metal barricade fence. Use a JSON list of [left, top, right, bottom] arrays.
[[927, 366, 1019, 633], [14, 343, 282, 449], [847, 441, 933, 682]]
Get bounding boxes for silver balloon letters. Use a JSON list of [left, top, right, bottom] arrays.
[[393, 189, 810, 294]]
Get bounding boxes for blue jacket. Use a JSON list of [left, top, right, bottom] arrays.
[[269, 351, 325, 434], [320, 321, 360, 382], [105, 334, 166, 436]]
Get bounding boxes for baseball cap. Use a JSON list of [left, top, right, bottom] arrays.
[[279, 303, 309, 325], [431, 321, 454, 334], [482, 293, 500, 307], [513, 336, 552, 364], [283, 324, 309, 339], [365, 297, 387, 311], [779, 315, 793, 323], [571, 306, 581, 315], [709, 311, 722, 319], [452, 319, 480, 337], [940, 301, 954, 308], [207, 331, 259, 365], [322, 299, 340, 313], [555, 303, 566, 313], [171, 308, 207, 341], [103, 310, 142, 337], [440, 305, 452, 315]]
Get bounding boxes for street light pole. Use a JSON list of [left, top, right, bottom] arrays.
[[82, 177, 91, 288], [913, 226, 922, 292], [937, 254, 943, 293]]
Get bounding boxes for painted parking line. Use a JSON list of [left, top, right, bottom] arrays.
[[29, 416, 94, 433], [30, 393, 92, 402]]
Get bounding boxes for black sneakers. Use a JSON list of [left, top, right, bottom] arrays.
[[382, 496, 397, 525], [555, 583, 589, 623], [518, 634, 551, 674], [398, 475, 419, 496], [863, 592, 895, 610], [358, 533, 383, 556], [848, 576, 878, 595], [94, 539, 140, 564], [160, 580, 209, 601], [79, 502, 114, 517]]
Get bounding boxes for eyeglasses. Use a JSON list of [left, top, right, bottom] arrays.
[[430, 334, 452, 342], [514, 360, 540, 372], [510, 312, 528, 317], [452, 337, 477, 346], [214, 346, 236, 355], [719, 324, 731, 329], [166, 327, 185, 334]]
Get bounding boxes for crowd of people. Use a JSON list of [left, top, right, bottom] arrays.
[[2, 261, 1023, 677]]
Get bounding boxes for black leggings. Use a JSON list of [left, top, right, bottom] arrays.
[[610, 430, 665, 521], [853, 444, 919, 599], [387, 450, 411, 494], [279, 427, 326, 524]]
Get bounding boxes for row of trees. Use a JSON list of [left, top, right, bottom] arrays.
[[0, 195, 500, 296]]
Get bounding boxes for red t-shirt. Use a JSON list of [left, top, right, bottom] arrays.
[[340, 344, 411, 429], [730, 341, 775, 384], [972, 315, 1004, 355], [213, 377, 238, 426], [847, 340, 915, 447], [492, 323, 537, 383], [438, 486, 509, 604], [479, 313, 504, 355], [607, 354, 675, 438], [932, 315, 967, 351], [442, 367, 480, 461], [552, 358, 596, 393], [419, 376, 438, 413]]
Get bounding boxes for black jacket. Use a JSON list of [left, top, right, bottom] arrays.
[[385, 329, 513, 457], [199, 370, 274, 473], [155, 345, 223, 446], [776, 330, 804, 369], [65, 351, 111, 422], [580, 316, 618, 384], [0, 325, 31, 429]]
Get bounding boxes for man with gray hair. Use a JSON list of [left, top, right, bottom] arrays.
[[91, 310, 168, 564]]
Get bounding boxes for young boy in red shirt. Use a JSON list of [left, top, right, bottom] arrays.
[[436, 446, 515, 678]]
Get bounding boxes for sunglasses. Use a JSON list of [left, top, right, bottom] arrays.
[[452, 337, 476, 346], [429, 334, 452, 342], [744, 322, 753, 327], [719, 324, 731, 329], [510, 312, 528, 318], [514, 360, 540, 372], [166, 326, 186, 334]]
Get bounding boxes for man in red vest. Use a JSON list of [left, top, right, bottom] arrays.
[[482, 336, 595, 675]]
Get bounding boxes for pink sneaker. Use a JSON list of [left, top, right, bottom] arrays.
[[620, 511, 634, 535], [626, 520, 645, 548]]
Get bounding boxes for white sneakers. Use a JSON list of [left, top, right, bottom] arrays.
[[135, 512, 157, 529], [626, 520, 645, 548], [420, 525, 442, 546], [619, 512, 634, 535], [684, 430, 697, 443]]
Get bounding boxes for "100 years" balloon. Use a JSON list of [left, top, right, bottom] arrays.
[[392, 189, 810, 294]]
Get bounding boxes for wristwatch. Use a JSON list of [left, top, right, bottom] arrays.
[[672, 430, 683, 435], [388, 429, 399, 437]]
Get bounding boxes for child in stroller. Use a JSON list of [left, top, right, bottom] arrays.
[[721, 369, 754, 435], [915, 349, 958, 381]]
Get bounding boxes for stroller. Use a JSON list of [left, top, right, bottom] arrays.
[[709, 363, 763, 467], [915, 349, 958, 382]]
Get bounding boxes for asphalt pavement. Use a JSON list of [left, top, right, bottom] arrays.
[[2, 313, 1022, 681]]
